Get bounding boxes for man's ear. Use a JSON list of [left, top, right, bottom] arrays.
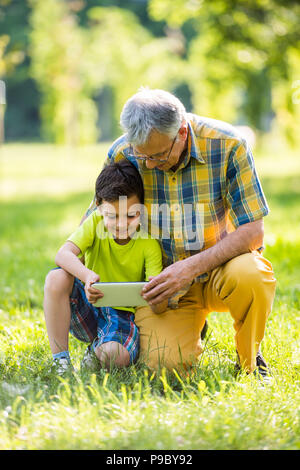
[[178, 122, 188, 141]]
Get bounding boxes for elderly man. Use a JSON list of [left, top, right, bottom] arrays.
[[91, 88, 276, 377]]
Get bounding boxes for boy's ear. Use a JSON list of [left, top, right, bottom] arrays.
[[96, 202, 102, 214]]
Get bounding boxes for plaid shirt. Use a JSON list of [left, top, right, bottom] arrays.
[[88, 113, 268, 289]]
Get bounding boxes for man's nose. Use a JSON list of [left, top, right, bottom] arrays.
[[145, 159, 159, 170]]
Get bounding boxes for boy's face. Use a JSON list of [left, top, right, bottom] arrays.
[[98, 195, 141, 242]]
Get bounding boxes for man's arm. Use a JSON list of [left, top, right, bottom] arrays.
[[142, 218, 264, 305]]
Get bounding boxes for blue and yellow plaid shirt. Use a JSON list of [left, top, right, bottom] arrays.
[[88, 113, 268, 296]]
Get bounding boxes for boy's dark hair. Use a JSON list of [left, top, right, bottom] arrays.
[[95, 159, 144, 204]]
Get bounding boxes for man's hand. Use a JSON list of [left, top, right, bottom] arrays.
[[84, 270, 103, 304], [142, 219, 265, 306], [145, 276, 169, 313], [142, 260, 194, 305]]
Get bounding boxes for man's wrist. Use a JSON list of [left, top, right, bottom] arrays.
[[184, 248, 218, 280], [184, 253, 204, 281]]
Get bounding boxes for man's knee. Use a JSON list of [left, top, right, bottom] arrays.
[[140, 338, 201, 372], [215, 252, 276, 315], [224, 252, 276, 291], [135, 304, 205, 372], [44, 269, 74, 296]]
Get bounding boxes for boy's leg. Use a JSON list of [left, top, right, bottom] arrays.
[[93, 308, 139, 369], [43, 268, 74, 355], [44, 269, 98, 374], [94, 341, 130, 368]]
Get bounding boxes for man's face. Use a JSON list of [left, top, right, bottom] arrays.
[[134, 127, 187, 172]]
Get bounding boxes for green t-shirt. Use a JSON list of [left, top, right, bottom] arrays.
[[67, 210, 163, 312]]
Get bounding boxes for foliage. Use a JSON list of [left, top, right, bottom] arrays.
[[0, 0, 29, 77], [29, 0, 98, 145], [0, 0, 300, 144], [0, 35, 23, 78], [0, 0, 41, 140], [149, 0, 300, 143], [85, 7, 184, 122], [28, 2, 184, 144]]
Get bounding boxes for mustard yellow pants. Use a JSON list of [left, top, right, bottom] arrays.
[[135, 252, 276, 373]]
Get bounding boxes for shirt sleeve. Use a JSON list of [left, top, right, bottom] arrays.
[[67, 212, 97, 255], [143, 238, 163, 281], [225, 139, 269, 229]]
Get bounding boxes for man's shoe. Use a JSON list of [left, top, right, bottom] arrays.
[[235, 350, 272, 382], [51, 357, 74, 376], [253, 351, 272, 382], [81, 343, 99, 372], [201, 320, 208, 340]]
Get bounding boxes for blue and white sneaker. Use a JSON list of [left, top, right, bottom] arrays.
[[51, 357, 74, 376], [81, 342, 99, 372]]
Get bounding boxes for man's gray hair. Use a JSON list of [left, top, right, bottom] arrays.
[[120, 87, 186, 145]]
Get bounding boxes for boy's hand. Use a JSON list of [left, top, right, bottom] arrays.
[[84, 271, 103, 304]]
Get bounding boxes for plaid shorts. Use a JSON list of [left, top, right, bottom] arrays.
[[69, 277, 140, 363]]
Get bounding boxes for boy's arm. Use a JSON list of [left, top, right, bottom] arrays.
[[56, 241, 89, 281], [55, 241, 103, 304]]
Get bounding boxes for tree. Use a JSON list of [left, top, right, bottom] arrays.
[[0, 0, 40, 141], [85, 6, 184, 134], [149, 0, 300, 143], [29, 0, 98, 145], [29, 2, 184, 144]]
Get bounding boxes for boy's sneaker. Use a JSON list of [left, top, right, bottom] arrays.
[[81, 343, 99, 373], [51, 357, 74, 376]]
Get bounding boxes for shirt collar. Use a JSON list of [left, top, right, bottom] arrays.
[[173, 119, 205, 173], [187, 119, 206, 164]]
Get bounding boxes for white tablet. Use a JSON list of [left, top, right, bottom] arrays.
[[91, 282, 149, 308]]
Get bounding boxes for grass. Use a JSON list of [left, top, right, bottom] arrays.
[[0, 140, 299, 450]]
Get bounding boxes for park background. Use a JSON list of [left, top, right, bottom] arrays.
[[0, 0, 299, 450]]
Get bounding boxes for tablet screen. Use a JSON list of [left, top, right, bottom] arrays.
[[92, 282, 148, 307]]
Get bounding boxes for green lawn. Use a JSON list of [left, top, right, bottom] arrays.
[[0, 141, 299, 450]]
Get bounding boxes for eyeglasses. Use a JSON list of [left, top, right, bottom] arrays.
[[128, 132, 178, 163]]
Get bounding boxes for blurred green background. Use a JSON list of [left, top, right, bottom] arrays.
[[1, 0, 300, 146]]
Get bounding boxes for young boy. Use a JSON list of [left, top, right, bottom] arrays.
[[43, 160, 168, 375]]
